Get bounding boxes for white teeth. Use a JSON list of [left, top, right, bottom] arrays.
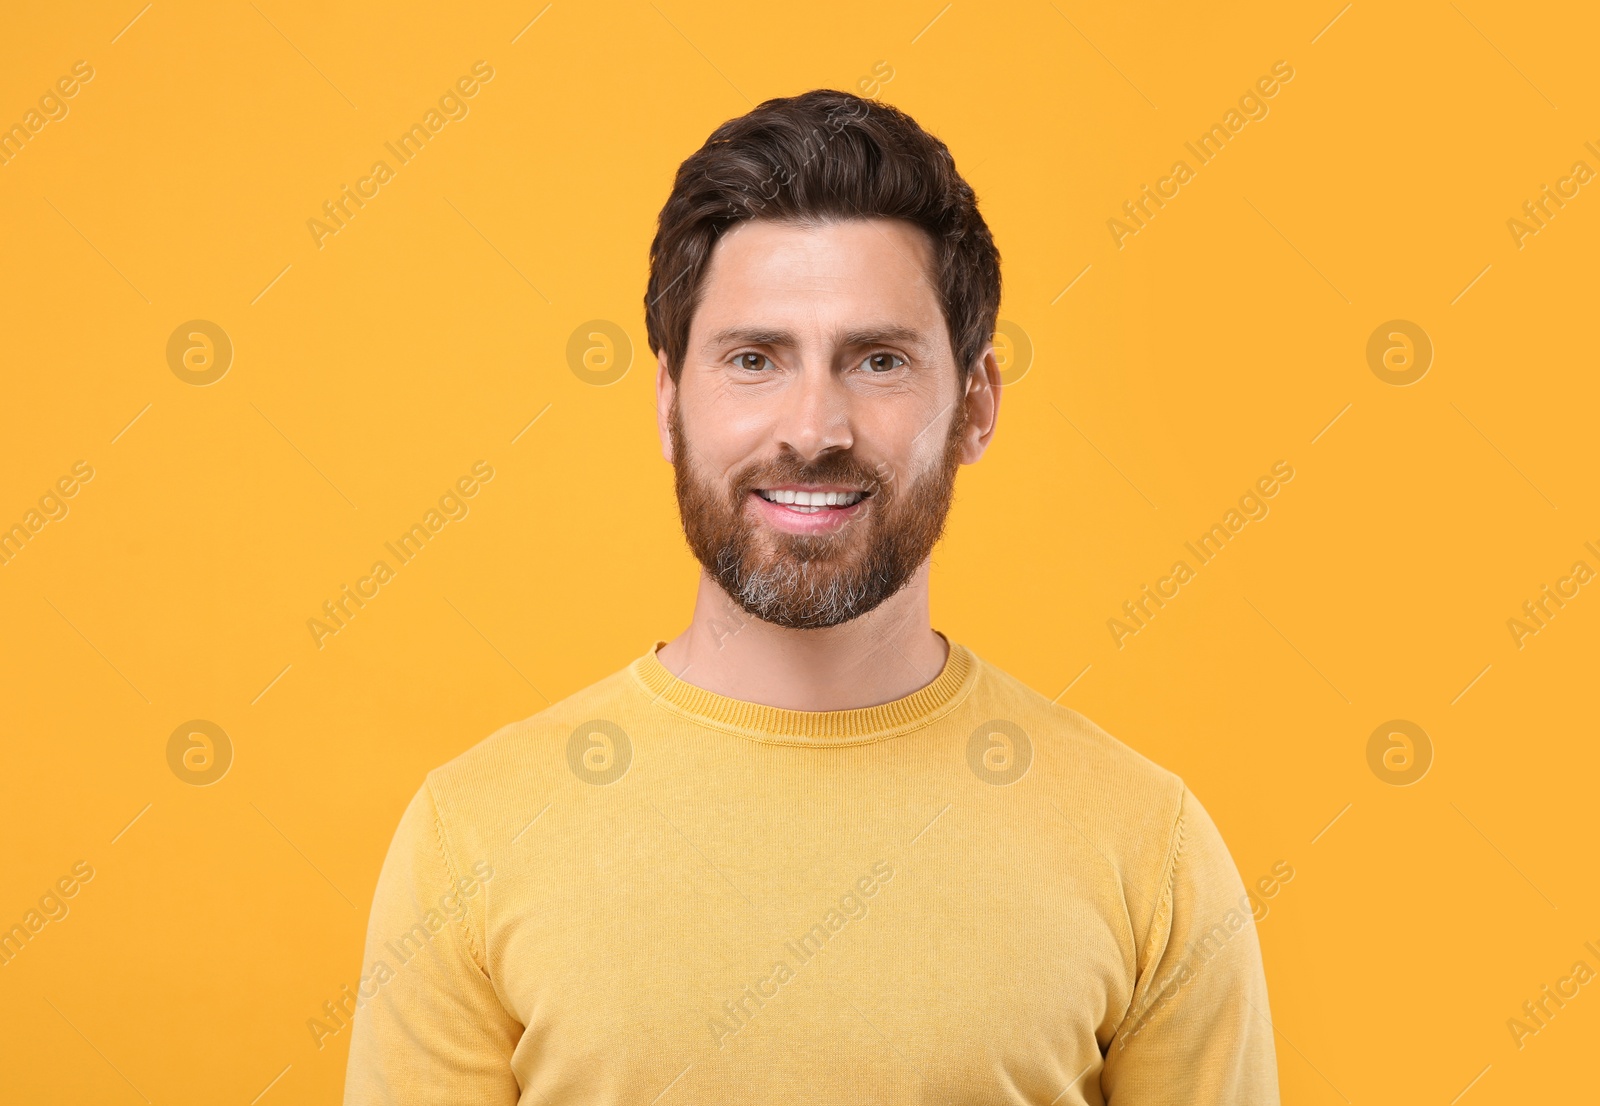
[[757, 488, 864, 508]]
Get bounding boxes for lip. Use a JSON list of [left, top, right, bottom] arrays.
[[754, 483, 870, 495], [747, 489, 869, 535]]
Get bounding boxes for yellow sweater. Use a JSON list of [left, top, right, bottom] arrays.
[[343, 636, 1279, 1104]]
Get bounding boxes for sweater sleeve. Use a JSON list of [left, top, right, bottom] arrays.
[[343, 780, 523, 1105], [1101, 785, 1280, 1104]]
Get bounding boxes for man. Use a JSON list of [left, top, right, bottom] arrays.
[[345, 89, 1279, 1104]]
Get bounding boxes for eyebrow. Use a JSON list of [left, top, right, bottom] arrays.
[[703, 324, 926, 351]]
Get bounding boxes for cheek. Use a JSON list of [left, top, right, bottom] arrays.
[[881, 404, 953, 474], [684, 385, 771, 451], [718, 407, 776, 449], [680, 402, 767, 477]]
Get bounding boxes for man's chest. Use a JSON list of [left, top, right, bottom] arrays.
[[484, 810, 1140, 1105]]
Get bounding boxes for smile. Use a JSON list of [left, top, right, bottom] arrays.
[[753, 487, 868, 514]]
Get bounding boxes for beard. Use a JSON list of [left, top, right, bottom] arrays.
[[669, 396, 967, 630]]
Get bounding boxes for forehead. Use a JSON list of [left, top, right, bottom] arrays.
[[691, 218, 942, 341]]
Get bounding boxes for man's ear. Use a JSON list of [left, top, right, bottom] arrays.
[[959, 344, 1001, 464], [656, 350, 677, 464]]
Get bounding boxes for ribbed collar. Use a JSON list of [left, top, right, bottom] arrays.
[[628, 632, 978, 747]]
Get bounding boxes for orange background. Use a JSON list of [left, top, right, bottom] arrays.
[[2, 1, 1596, 1102]]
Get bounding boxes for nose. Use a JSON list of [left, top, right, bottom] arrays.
[[773, 359, 853, 461]]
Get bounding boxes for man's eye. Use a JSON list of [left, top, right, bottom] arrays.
[[734, 352, 772, 372], [863, 353, 906, 373]]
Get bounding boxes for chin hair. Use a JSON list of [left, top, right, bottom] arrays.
[[713, 548, 900, 630]]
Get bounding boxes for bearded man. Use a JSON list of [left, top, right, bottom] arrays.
[[345, 88, 1279, 1105]]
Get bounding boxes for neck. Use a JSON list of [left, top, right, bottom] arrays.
[[655, 561, 949, 711]]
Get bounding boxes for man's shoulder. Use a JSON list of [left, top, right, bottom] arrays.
[[968, 652, 1198, 944], [421, 650, 645, 813], [969, 650, 1187, 817], [960, 653, 1190, 857]]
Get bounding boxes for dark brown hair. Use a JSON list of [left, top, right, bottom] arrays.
[[644, 88, 1001, 384]]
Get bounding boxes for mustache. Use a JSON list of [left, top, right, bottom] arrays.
[[728, 453, 892, 499]]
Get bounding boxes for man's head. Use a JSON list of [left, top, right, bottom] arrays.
[[646, 89, 1002, 630]]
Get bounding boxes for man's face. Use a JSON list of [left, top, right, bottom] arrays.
[[659, 217, 993, 630]]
